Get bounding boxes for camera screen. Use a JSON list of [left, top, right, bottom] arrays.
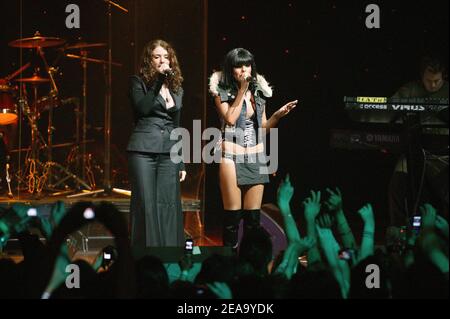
[[413, 216, 421, 227], [27, 208, 37, 217], [103, 253, 111, 260]]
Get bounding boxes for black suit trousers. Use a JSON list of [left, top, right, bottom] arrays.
[[129, 152, 184, 247]]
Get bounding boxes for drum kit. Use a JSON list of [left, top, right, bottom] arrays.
[[0, 31, 122, 198]]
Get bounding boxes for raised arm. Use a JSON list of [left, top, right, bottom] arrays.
[[277, 174, 301, 243], [325, 187, 357, 250], [357, 204, 375, 262], [262, 100, 298, 129], [303, 190, 323, 268]]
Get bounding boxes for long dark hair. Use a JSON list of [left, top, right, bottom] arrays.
[[220, 48, 258, 92], [138, 39, 183, 93]]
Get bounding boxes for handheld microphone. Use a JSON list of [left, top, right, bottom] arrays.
[[245, 75, 256, 83], [164, 69, 175, 77]]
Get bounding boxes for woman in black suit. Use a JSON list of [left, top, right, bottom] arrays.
[[127, 39, 186, 248]]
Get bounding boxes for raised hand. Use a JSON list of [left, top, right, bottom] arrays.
[[206, 282, 232, 299], [317, 214, 335, 229], [237, 73, 250, 93], [420, 203, 437, 230], [435, 215, 449, 239], [275, 100, 298, 119], [275, 237, 315, 279], [358, 204, 375, 226], [298, 236, 316, 252], [277, 174, 294, 211], [303, 190, 322, 222], [157, 62, 172, 75], [325, 187, 343, 212]]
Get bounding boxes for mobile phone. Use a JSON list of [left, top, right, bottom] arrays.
[[185, 238, 193, 254], [27, 208, 37, 217], [101, 245, 117, 268], [196, 286, 206, 296], [412, 216, 421, 233]]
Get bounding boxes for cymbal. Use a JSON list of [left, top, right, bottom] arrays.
[[15, 75, 50, 83], [65, 54, 122, 67], [65, 42, 107, 50], [9, 36, 66, 48]]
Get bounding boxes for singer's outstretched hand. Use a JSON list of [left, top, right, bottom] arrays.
[[275, 100, 298, 119]]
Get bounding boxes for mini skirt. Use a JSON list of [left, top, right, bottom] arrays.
[[222, 152, 270, 186]]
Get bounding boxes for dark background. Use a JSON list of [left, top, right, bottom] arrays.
[[1, 0, 448, 239]]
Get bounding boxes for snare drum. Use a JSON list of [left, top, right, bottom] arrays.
[[0, 81, 18, 125]]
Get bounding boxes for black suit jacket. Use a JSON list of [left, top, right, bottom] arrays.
[[127, 75, 185, 170]]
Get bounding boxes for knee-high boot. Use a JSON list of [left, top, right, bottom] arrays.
[[222, 209, 242, 248], [243, 209, 261, 234]]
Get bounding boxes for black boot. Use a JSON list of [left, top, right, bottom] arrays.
[[222, 210, 242, 248], [243, 209, 261, 234]]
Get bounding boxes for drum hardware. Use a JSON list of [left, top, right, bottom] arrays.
[[68, 0, 130, 198], [5, 157, 13, 198], [6, 32, 92, 197], [62, 38, 123, 197]]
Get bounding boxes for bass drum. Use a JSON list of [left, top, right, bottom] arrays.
[[0, 80, 18, 126]]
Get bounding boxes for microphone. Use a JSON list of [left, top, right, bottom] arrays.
[[164, 69, 175, 77], [245, 75, 256, 83]]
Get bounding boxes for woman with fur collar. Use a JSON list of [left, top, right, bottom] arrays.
[[209, 48, 298, 249]]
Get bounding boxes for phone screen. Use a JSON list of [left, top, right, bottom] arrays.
[[413, 216, 421, 228], [27, 208, 37, 217], [185, 239, 193, 253]]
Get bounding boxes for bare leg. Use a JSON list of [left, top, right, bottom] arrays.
[[243, 184, 264, 210], [219, 158, 242, 210]]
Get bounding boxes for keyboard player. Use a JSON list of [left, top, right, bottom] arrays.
[[389, 54, 449, 226]]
